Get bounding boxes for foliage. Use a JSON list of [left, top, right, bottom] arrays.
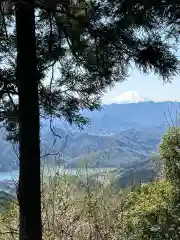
[[0, 201, 18, 239], [0, 169, 179, 240], [150, 152, 165, 179], [159, 127, 180, 198], [119, 180, 180, 239]]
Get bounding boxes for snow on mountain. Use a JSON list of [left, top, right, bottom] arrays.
[[110, 91, 151, 104]]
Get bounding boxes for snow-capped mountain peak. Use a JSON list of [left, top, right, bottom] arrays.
[[111, 91, 150, 104]]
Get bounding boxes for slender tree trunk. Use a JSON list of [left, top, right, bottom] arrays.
[[15, 1, 42, 239]]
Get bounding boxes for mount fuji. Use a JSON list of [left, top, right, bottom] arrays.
[[109, 91, 151, 104]]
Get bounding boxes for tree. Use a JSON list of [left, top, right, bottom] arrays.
[[150, 153, 165, 180], [0, 0, 180, 239], [159, 127, 180, 207], [135, 126, 180, 239], [124, 180, 180, 239], [15, 1, 42, 239]]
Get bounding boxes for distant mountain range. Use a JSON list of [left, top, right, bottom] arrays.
[[41, 101, 179, 169], [49, 101, 180, 133], [0, 101, 180, 172]]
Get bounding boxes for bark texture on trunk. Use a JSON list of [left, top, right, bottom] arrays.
[[15, 1, 42, 239]]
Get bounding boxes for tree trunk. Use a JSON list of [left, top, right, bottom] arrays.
[[15, 1, 42, 239]]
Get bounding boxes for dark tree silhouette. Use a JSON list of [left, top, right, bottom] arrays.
[[15, 1, 42, 239]]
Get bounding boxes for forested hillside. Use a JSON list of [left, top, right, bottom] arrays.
[[1, 101, 178, 172]]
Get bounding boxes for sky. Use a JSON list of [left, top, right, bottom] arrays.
[[102, 67, 180, 104]]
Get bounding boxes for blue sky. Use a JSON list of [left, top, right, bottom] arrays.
[[102, 67, 180, 104]]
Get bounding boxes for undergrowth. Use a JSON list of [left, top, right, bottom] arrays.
[[0, 167, 174, 239]]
